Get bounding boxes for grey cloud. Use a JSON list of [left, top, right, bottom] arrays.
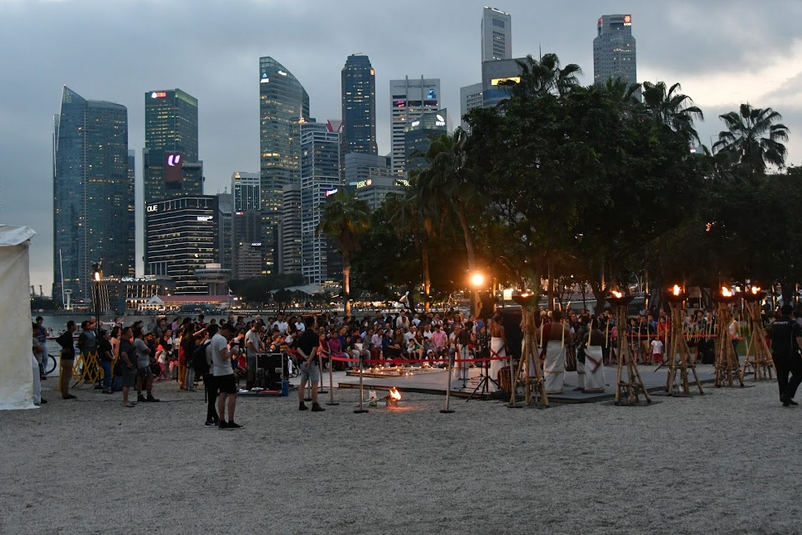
[[1, 0, 800, 291]]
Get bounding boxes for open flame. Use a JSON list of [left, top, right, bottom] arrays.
[[672, 284, 682, 296], [389, 388, 401, 401], [611, 290, 623, 299], [721, 287, 733, 297]]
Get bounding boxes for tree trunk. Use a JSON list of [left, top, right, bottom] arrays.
[[343, 253, 351, 317], [455, 203, 475, 272], [421, 245, 431, 313], [547, 254, 555, 310]]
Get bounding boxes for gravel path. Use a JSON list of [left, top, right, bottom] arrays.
[[1, 368, 800, 535]]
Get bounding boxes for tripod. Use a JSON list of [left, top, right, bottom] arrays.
[[466, 350, 499, 401]]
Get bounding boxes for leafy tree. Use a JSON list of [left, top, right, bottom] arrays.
[[640, 81, 704, 145]]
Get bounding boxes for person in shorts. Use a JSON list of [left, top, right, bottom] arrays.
[[119, 327, 137, 407], [212, 323, 242, 429], [133, 328, 159, 402], [297, 316, 325, 412]]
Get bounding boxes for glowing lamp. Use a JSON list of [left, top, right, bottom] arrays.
[[470, 273, 485, 288]]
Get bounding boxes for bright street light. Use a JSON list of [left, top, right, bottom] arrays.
[[470, 272, 485, 288]]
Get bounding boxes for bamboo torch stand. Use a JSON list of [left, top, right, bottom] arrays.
[[740, 291, 775, 382], [714, 292, 743, 387], [665, 289, 704, 396], [609, 294, 650, 405], [509, 294, 548, 408]]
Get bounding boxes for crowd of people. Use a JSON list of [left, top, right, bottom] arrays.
[[35, 300, 802, 414]]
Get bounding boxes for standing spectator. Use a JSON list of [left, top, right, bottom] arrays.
[[119, 327, 137, 407], [244, 321, 263, 390], [31, 323, 46, 405], [133, 328, 159, 402], [34, 316, 48, 379], [770, 304, 802, 407], [297, 316, 325, 412], [55, 320, 78, 399], [211, 323, 243, 428], [97, 330, 114, 394]]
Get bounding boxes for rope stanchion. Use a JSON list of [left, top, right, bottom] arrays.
[[354, 353, 368, 414], [440, 352, 455, 414], [326, 352, 339, 406]]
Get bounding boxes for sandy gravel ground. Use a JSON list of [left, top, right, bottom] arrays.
[[1, 366, 801, 535]]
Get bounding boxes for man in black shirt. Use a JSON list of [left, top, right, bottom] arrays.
[[55, 320, 78, 399], [297, 316, 324, 412], [770, 304, 802, 407]]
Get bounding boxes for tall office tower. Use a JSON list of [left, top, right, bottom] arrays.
[[217, 192, 233, 270], [460, 83, 484, 131], [53, 86, 133, 305], [143, 89, 200, 206], [259, 56, 310, 275], [341, 54, 377, 156], [482, 58, 525, 107], [280, 184, 302, 275], [231, 172, 261, 212], [481, 7, 512, 62], [145, 196, 218, 295], [390, 77, 440, 176], [593, 14, 637, 85], [230, 172, 262, 279], [301, 121, 342, 285], [344, 152, 388, 185], [405, 109, 449, 173]]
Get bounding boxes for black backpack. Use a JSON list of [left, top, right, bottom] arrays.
[[192, 341, 211, 375]]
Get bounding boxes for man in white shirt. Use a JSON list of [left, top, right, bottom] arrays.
[[294, 316, 306, 333], [245, 322, 264, 389], [212, 323, 242, 429], [273, 313, 289, 335]]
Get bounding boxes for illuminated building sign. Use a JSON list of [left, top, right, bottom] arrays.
[[356, 179, 373, 189], [277, 70, 287, 76], [146, 205, 158, 213], [150, 91, 167, 99], [250, 242, 262, 247], [325, 188, 339, 197], [624, 14, 632, 26], [395, 179, 410, 187], [164, 152, 183, 190], [491, 77, 521, 86], [196, 215, 213, 222]]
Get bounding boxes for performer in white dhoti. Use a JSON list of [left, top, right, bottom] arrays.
[[541, 310, 571, 394], [582, 319, 606, 393], [489, 314, 507, 391]]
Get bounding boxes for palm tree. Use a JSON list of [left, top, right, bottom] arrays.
[[386, 187, 435, 312], [509, 53, 583, 99], [641, 81, 704, 145], [713, 103, 790, 178], [415, 128, 478, 273], [316, 188, 370, 316]]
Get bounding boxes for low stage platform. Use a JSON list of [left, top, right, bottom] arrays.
[[336, 364, 720, 403]]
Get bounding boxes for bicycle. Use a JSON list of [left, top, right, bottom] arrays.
[[42, 353, 58, 376]]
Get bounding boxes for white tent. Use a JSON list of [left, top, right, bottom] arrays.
[[0, 225, 36, 410]]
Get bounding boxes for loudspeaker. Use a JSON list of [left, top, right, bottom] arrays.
[[256, 353, 283, 389]]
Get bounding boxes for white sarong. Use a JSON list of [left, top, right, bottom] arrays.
[[490, 337, 506, 390], [583, 345, 605, 393], [544, 340, 566, 394]]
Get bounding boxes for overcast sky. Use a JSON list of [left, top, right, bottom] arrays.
[[2, 0, 801, 295]]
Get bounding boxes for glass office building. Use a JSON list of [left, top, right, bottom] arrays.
[[341, 54, 378, 156], [259, 56, 310, 274], [53, 86, 133, 304]]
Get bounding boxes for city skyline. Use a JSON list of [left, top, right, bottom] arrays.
[[2, 0, 801, 293]]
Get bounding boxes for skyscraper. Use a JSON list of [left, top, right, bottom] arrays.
[[145, 195, 218, 295], [460, 83, 483, 131], [341, 54, 377, 156], [593, 14, 637, 85], [301, 121, 342, 285], [259, 56, 310, 274], [143, 89, 200, 206], [53, 86, 133, 304], [405, 109, 449, 173], [481, 7, 512, 62], [230, 172, 262, 280], [390, 77, 440, 176]]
